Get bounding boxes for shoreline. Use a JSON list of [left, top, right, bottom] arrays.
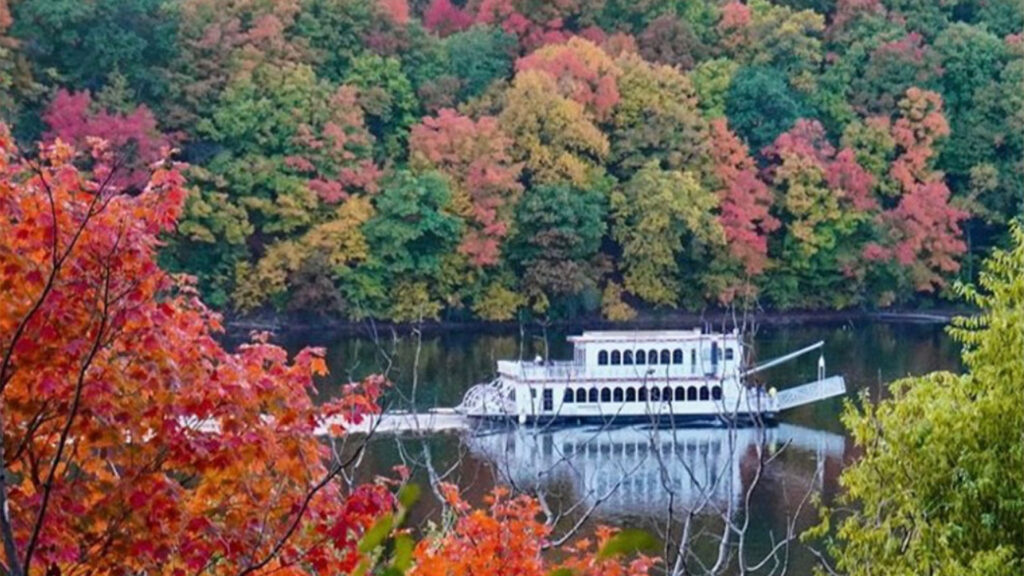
[[224, 308, 970, 337]]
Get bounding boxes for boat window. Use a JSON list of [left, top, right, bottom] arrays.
[[687, 387, 698, 401], [711, 342, 719, 364], [611, 350, 621, 365], [662, 386, 672, 402], [563, 388, 574, 403], [638, 387, 648, 401], [650, 387, 661, 401], [613, 387, 624, 402], [673, 349, 683, 364], [635, 350, 645, 365], [598, 350, 608, 365], [588, 387, 599, 402], [725, 348, 734, 361], [601, 388, 611, 402], [660, 349, 670, 364], [576, 388, 587, 402], [691, 349, 697, 364], [699, 387, 710, 401], [626, 388, 636, 402], [675, 386, 686, 401], [623, 350, 633, 365], [712, 386, 722, 400], [648, 349, 658, 364]]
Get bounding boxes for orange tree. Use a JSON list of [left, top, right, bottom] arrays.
[[0, 127, 655, 576]]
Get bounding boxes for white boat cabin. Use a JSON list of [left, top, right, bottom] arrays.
[[457, 328, 845, 425]]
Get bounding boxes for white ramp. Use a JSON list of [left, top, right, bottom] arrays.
[[773, 376, 847, 412]]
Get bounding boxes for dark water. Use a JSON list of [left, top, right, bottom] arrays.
[[272, 321, 961, 574]]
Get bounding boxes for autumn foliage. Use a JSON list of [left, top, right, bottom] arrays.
[[4, 0, 1017, 318], [411, 485, 656, 576], [0, 129, 392, 574], [0, 129, 658, 575]]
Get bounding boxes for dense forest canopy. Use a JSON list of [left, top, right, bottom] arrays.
[[1, 0, 1021, 321]]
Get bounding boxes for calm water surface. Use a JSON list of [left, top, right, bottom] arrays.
[[270, 321, 961, 574]]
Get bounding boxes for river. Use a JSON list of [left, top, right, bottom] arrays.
[[268, 319, 962, 575]]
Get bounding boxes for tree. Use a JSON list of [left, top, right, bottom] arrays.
[[354, 170, 464, 319], [10, 0, 178, 106], [763, 119, 876, 308], [499, 70, 609, 187], [690, 58, 739, 120], [725, 66, 804, 154], [717, 0, 824, 92], [411, 485, 656, 576], [423, 0, 473, 36], [444, 24, 517, 102], [868, 88, 967, 294], [344, 53, 419, 161], [637, 14, 706, 70], [610, 162, 721, 307], [293, 0, 380, 81], [609, 53, 708, 178], [515, 37, 621, 122], [167, 0, 309, 132], [42, 90, 173, 191], [0, 126, 393, 576], [809, 221, 1024, 575], [409, 109, 523, 267], [507, 181, 607, 315], [703, 118, 779, 302], [849, 32, 942, 115], [166, 62, 377, 309]]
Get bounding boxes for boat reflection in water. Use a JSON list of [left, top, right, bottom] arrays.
[[464, 423, 845, 519]]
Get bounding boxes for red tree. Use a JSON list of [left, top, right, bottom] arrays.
[[869, 89, 967, 291], [424, 0, 473, 36], [0, 126, 392, 575], [410, 109, 523, 266], [43, 90, 173, 191], [708, 118, 779, 277]]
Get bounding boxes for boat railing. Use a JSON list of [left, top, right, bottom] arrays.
[[498, 360, 583, 381]]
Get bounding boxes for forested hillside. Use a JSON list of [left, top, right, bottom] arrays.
[[2, 0, 1021, 321]]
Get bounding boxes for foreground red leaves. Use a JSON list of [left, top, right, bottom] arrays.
[[0, 128, 654, 576], [0, 125, 393, 576]]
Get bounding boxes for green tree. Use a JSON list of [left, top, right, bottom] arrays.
[[353, 170, 463, 319], [444, 24, 516, 102], [808, 221, 1024, 575], [507, 182, 608, 316], [690, 58, 738, 120], [345, 53, 419, 161], [294, 0, 379, 81], [725, 66, 804, 153], [10, 0, 178, 105], [610, 162, 721, 307]]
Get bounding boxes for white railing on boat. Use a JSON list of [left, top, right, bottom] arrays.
[[497, 360, 583, 381]]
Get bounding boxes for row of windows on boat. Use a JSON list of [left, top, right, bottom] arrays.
[[562, 385, 723, 403], [595, 348, 734, 366]]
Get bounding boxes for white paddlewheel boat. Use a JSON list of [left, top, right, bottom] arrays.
[[456, 329, 846, 426]]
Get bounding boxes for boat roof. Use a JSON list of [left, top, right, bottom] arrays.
[[567, 329, 737, 343]]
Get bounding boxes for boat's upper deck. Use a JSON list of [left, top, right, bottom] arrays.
[[498, 330, 744, 383]]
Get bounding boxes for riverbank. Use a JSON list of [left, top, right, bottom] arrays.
[[225, 307, 971, 337]]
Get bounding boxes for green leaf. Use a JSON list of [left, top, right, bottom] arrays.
[[397, 483, 422, 509], [358, 513, 394, 554], [597, 529, 658, 560]]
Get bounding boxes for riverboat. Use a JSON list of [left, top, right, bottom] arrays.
[[456, 329, 846, 425]]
